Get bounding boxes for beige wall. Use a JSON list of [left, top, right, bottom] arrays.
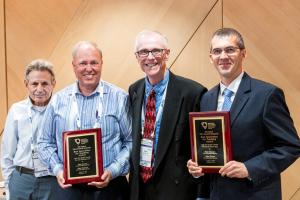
[[0, 0, 7, 133], [1, 0, 299, 199]]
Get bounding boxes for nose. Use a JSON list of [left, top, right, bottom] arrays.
[[147, 52, 155, 59], [36, 84, 44, 91], [219, 51, 229, 59]]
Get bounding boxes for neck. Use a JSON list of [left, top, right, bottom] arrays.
[[148, 70, 166, 86], [79, 85, 97, 96]]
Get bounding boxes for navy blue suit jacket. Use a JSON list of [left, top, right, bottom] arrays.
[[200, 73, 300, 200]]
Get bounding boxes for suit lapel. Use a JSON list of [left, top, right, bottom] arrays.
[[230, 73, 251, 124], [207, 85, 219, 111], [153, 72, 181, 175], [131, 82, 145, 169]]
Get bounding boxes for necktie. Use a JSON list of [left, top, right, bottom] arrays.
[[140, 89, 156, 182], [221, 88, 234, 111]]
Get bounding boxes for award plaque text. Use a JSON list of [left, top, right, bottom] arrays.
[[63, 128, 103, 184], [189, 112, 232, 173]]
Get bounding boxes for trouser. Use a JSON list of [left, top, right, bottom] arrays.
[[9, 169, 60, 200], [55, 176, 129, 200]]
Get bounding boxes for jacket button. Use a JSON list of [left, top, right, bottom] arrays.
[[175, 179, 179, 185]]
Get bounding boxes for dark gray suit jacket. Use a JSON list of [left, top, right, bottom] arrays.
[[128, 71, 207, 200], [200, 73, 300, 200]]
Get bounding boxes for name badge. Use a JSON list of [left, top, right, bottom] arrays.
[[32, 145, 51, 177], [140, 138, 153, 168]]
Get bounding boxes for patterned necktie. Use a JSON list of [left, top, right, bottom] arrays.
[[140, 89, 156, 183], [222, 88, 234, 111]]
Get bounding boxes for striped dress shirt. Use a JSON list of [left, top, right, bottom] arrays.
[[38, 80, 132, 179]]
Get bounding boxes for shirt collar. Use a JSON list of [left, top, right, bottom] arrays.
[[145, 69, 169, 96], [219, 71, 244, 95], [74, 80, 102, 97]]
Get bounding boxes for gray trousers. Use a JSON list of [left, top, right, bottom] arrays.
[[8, 170, 60, 200]]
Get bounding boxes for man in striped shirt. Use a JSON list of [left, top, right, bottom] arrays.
[[38, 41, 132, 200]]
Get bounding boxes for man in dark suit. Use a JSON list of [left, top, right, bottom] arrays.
[[187, 28, 300, 200], [128, 30, 207, 200]]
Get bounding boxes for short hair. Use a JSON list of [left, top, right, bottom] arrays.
[[211, 28, 245, 49], [72, 41, 102, 58], [25, 59, 55, 83], [134, 30, 168, 52]]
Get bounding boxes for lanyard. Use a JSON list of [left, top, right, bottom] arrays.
[[69, 82, 104, 130], [141, 83, 168, 138]]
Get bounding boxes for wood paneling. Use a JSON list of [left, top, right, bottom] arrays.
[[0, 0, 7, 133], [49, 0, 219, 91], [172, 0, 221, 87], [6, 0, 82, 107], [223, 0, 300, 199]]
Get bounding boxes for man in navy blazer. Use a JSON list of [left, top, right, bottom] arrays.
[[187, 28, 300, 200], [129, 30, 207, 200]]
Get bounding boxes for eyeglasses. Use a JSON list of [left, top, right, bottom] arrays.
[[136, 49, 166, 58], [77, 61, 100, 68], [210, 46, 241, 56]]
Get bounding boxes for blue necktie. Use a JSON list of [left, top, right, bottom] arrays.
[[222, 88, 234, 111]]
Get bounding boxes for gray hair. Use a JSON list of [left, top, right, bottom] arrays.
[[25, 59, 55, 83], [72, 41, 102, 58], [134, 30, 168, 52], [211, 27, 245, 50]]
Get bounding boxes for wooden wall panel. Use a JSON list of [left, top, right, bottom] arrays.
[[172, 0, 221, 87], [48, 0, 219, 91], [223, 0, 300, 199], [6, 0, 82, 107], [0, 0, 6, 133]]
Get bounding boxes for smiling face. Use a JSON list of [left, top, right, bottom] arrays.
[[135, 32, 170, 85], [25, 70, 55, 106], [72, 43, 103, 95], [209, 35, 246, 86]]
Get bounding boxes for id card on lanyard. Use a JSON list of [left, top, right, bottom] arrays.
[[69, 82, 104, 130], [29, 107, 51, 177], [139, 85, 168, 168]]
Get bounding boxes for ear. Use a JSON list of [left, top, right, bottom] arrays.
[[164, 49, 170, 61], [209, 54, 214, 64], [241, 49, 247, 58], [24, 79, 28, 87]]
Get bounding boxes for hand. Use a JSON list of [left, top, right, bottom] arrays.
[[219, 160, 249, 178], [187, 159, 204, 178], [56, 170, 72, 189], [88, 170, 112, 188]]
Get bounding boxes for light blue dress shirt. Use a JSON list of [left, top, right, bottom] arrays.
[[1, 98, 50, 189], [38, 80, 132, 179], [144, 70, 169, 154]]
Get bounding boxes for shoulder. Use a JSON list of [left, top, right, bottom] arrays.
[[129, 78, 144, 92], [170, 72, 207, 93], [103, 81, 127, 96]]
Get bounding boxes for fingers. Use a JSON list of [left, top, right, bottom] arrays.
[[187, 159, 204, 178], [219, 161, 249, 178], [88, 170, 112, 188], [56, 170, 72, 189]]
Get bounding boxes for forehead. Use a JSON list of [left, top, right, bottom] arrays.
[[74, 45, 102, 60], [211, 35, 238, 48], [27, 70, 52, 82], [136, 34, 166, 51]]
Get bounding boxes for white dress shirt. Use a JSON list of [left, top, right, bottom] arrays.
[[217, 72, 244, 111], [1, 98, 50, 189]]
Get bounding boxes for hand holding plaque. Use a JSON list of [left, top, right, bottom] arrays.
[[189, 112, 232, 173], [63, 128, 103, 184]]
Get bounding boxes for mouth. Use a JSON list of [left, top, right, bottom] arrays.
[[83, 74, 95, 79], [145, 63, 158, 68]]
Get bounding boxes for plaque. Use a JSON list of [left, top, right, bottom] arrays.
[[189, 112, 232, 173], [63, 128, 103, 184]]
